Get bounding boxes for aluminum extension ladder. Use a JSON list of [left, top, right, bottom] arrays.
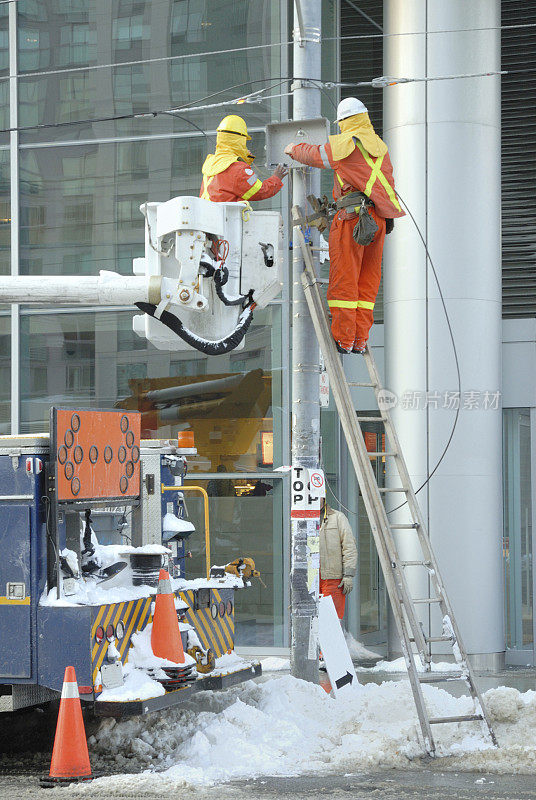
[[293, 209, 497, 756]]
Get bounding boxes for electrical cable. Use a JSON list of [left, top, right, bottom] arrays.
[[322, 191, 462, 518], [5, 21, 536, 86], [384, 190, 461, 515], [0, 75, 293, 135], [0, 71, 504, 136], [318, 189, 461, 518]]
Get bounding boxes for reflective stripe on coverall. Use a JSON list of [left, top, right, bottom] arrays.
[[290, 138, 402, 349], [200, 162, 283, 203]]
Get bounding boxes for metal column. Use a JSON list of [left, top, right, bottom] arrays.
[[290, 0, 322, 681], [383, 0, 504, 667]]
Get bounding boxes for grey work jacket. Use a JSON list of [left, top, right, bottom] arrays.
[[319, 506, 358, 579]]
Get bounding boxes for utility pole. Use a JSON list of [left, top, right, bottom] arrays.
[[290, 0, 322, 682]]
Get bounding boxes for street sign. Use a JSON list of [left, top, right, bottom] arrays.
[[291, 466, 325, 517], [318, 595, 359, 698]]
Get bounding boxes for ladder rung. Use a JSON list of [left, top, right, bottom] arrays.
[[418, 673, 465, 683], [367, 451, 397, 457], [356, 416, 384, 422], [429, 715, 483, 725], [400, 560, 430, 567], [413, 597, 442, 604], [347, 381, 376, 388], [379, 487, 407, 493], [390, 523, 420, 529], [409, 636, 454, 643]]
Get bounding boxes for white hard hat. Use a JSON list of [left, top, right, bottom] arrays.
[[336, 97, 368, 122]]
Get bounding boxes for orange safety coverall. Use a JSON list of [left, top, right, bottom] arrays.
[[200, 163, 283, 203], [319, 577, 346, 619], [289, 140, 404, 351]]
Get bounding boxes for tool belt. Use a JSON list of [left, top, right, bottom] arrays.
[[336, 191, 378, 246]]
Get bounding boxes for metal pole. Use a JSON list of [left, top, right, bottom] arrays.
[[290, 0, 322, 682]]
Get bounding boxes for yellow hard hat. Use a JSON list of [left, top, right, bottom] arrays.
[[217, 115, 251, 140]]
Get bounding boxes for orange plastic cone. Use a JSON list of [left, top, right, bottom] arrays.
[[151, 568, 185, 663], [45, 666, 92, 785]]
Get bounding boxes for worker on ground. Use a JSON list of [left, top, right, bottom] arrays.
[[201, 115, 288, 203], [319, 497, 357, 620], [284, 98, 405, 354]]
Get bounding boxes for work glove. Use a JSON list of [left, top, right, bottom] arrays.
[[273, 164, 289, 180], [284, 143, 296, 157], [338, 576, 354, 595]]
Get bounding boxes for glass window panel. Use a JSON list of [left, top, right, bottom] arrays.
[[18, 0, 282, 143], [20, 307, 283, 475], [183, 478, 285, 646], [0, 5, 8, 76], [0, 150, 9, 275], [503, 409, 533, 651], [19, 134, 278, 277], [0, 312, 9, 433]]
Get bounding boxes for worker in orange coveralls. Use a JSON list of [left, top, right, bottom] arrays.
[[285, 97, 404, 354], [319, 498, 357, 620], [200, 114, 288, 202]]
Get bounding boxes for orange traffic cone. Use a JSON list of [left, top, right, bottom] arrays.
[[41, 666, 93, 786], [151, 568, 185, 664]]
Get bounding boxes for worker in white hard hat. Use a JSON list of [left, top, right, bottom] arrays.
[[285, 97, 405, 354], [200, 115, 288, 202]]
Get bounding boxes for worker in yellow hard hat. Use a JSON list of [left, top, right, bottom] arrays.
[[200, 115, 288, 202]]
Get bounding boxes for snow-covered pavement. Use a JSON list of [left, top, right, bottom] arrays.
[[76, 674, 536, 793]]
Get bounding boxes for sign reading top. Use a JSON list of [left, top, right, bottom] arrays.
[[291, 466, 326, 518], [51, 408, 141, 502]]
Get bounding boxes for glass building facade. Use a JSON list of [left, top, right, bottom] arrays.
[[1, 0, 338, 650], [3, 0, 535, 662]]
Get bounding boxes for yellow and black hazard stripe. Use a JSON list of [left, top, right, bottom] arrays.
[[180, 589, 234, 658], [91, 588, 236, 683], [91, 596, 153, 684]]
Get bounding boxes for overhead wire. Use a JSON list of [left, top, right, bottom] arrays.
[[4, 12, 525, 526], [0, 75, 294, 135], [3, 21, 536, 85], [0, 69, 503, 136]]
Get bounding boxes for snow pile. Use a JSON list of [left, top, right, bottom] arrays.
[[79, 676, 536, 792], [162, 513, 195, 536], [344, 631, 382, 663], [97, 664, 165, 703], [129, 624, 196, 671], [357, 655, 461, 673], [211, 652, 254, 677], [260, 656, 290, 671], [41, 581, 153, 607], [118, 544, 172, 556]]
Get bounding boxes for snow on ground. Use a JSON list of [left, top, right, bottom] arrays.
[[260, 656, 290, 671], [79, 676, 536, 793]]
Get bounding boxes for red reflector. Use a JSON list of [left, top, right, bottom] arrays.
[[95, 626, 104, 643], [106, 623, 115, 642], [78, 686, 93, 695]]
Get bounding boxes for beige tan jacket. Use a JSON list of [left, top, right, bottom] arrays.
[[319, 506, 358, 579]]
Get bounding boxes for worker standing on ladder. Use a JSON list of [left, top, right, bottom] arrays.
[[200, 115, 288, 202], [285, 98, 404, 354]]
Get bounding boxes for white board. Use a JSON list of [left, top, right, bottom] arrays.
[[318, 595, 359, 698]]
